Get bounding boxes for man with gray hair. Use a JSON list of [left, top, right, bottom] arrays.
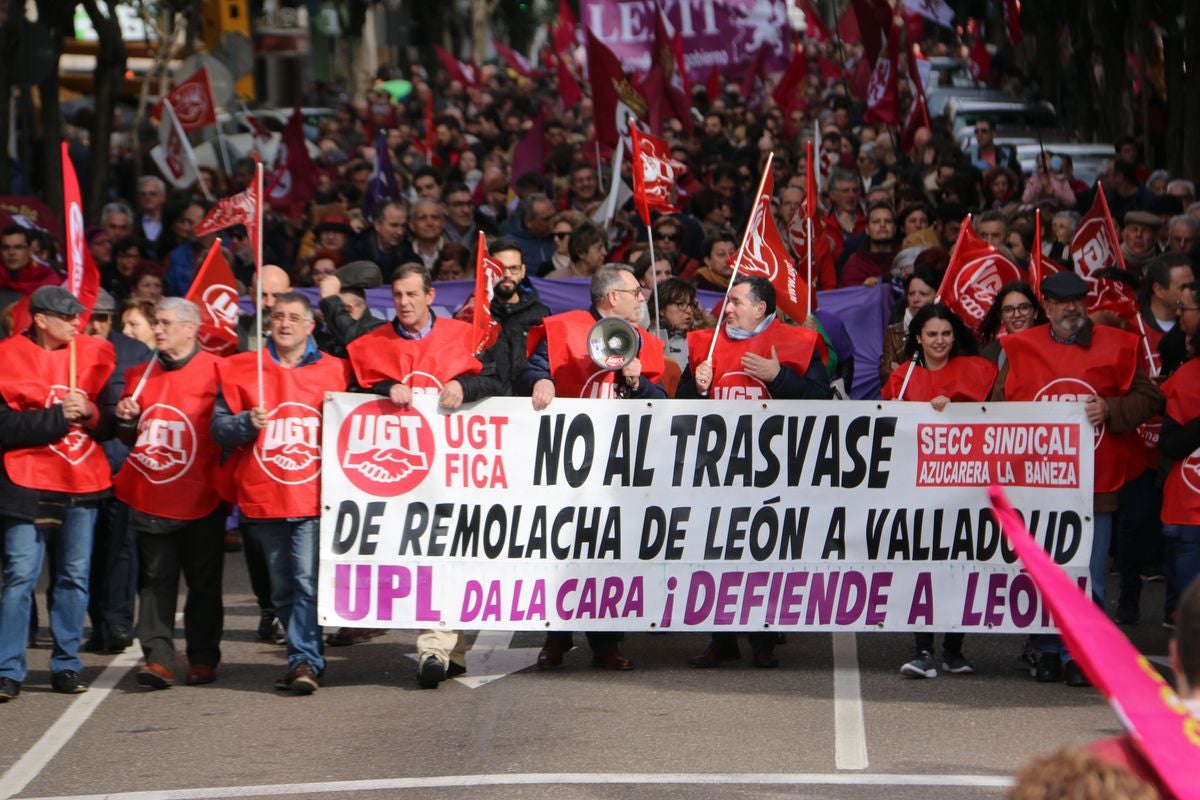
[[100, 201, 134, 242], [114, 297, 228, 690], [1167, 214, 1200, 257], [1167, 179, 1196, 207], [404, 197, 446, 271], [517, 263, 668, 672]]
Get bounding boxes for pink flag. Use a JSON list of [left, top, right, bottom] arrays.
[[863, 26, 900, 126], [493, 39, 535, 78], [989, 486, 1200, 800]]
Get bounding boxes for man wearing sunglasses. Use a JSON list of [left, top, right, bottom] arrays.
[[0, 286, 116, 701]]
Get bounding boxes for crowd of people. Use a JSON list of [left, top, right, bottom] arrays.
[[0, 30, 1195, 782]]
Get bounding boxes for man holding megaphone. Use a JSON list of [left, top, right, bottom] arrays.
[[518, 264, 667, 671]]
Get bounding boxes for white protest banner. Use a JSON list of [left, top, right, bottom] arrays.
[[319, 397, 1093, 634]]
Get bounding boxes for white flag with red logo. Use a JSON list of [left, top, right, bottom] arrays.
[[1070, 187, 1126, 277], [630, 125, 680, 225], [152, 67, 217, 132], [185, 239, 240, 357], [60, 142, 100, 327], [937, 219, 1023, 331], [151, 100, 200, 189], [731, 166, 811, 322], [195, 179, 259, 253], [470, 231, 504, 355]]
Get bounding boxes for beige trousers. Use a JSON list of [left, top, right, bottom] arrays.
[[416, 629, 467, 668]]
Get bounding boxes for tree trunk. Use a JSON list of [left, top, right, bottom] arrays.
[[34, 0, 68, 215], [1184, 0, 1200, 183], [83, 0, 127, 221], [0, 0, 21, 194]]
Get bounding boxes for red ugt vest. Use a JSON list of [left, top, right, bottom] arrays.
[[115, 351, 223, 520], [528, 310, 666, 399], [0, 334, 115, 493], [348, 317, 482, 393], [1161, 359, 1200, 525], [219, 352, 351, 519], [1001, 324, 1141, 493], [686, 322, 820, 400], [881, 355, 998, 403]]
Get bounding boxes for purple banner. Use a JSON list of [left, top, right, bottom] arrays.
[[580, 0, 791, 76]]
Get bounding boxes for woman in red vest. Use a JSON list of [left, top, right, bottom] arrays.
[[882, 304, 998, 678]]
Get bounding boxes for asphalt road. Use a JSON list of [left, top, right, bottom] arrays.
[[0, 556, 1176, 800]]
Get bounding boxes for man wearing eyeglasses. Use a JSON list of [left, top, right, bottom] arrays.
[[0, 286, 116, 702], [993, 271, 1162, 687], [442, 183, 497, 257], [478, 239, 550, 393], [0, 225, 60, 296], [211, 292, 352, 695], [518, 264, 667, 672], [114, 298, 226, 690]]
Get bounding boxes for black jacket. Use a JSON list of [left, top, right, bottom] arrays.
[[484, 283, 551, 394], [0, 405, 71, 521], [318, 295, 386, 359]]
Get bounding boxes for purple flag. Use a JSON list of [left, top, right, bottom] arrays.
[[363, 128, 401, 221], [511, 111, 545, 180]]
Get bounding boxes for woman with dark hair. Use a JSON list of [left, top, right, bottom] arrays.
[[882, 303, 998, 679], [161, 200, 207, 296], [880, 265, 942, 383], [977, 281, 1047, 362]]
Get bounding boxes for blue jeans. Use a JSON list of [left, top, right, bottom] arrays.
[[0, 505, 99, 681], [1164, 524, 1200, 612], [1037, 511, 1113, 662], [245, 519, 323, 673]]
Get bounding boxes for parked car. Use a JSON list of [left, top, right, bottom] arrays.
[[947, 98, 1058, 137]]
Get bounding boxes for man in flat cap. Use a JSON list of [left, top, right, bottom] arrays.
[[0, 286, 116, 701], [992, 271, 1163, 687], [1121, 210, 1162, 278]]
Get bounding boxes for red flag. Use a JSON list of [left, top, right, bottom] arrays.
[[266, 106, 319, 218], [643, 5, 693, 133], [555, 55, 583, 110], [705, 66, 721, 103], [1029, 210, 1065, 300], [1003, 0, 1022, 45], [732, 164, 811, 321], [1071, 187, 1126, 276], [195, 179, 259, 253], [586, 27, 647, 147], [1086, 275, 1139, 321], [801, 0, 831, 43], [864, 26, 901, 125], [901, 49, 932, 151], [433, 44, 477, 86], [630, 125, 681, 225], [470, 231, 504, 355], [968, 26, 992, 81], [493, 39, 535, 78], [739, 47, 767, 102], [60, 143, 100, 328], [850, 0, 891, 64], [772, 44, 810, 113], [817, 55, 844, 86], [653, 6, 690, 99], [552, 0, 578, 54], [988, 486, 1200, 800], [786, 141, 835, 301], [151, 67, 217, 132], [938, 219, 1023, 331], [185, 240, 240, 357]]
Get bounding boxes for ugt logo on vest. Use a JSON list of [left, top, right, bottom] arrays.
[[1182, 452, 1200, 495], [580, 370, 625, 399], [45, 385, 95, 465], [712, 371, 768, 400], [128, 403, 197, 484], [1035, 378, 1104, 446], [256, 402, 322, 485], [337, 399, 434, 496]]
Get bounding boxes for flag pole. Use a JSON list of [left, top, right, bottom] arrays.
[[130, 355, 159, 404], [630, 117, 661, 332], [705, 151, 776, 364], [68, 338, 77, 391], [896, 351, 919, 400], [1133, 314, 1159, 378], [255, 161, 265, 407]]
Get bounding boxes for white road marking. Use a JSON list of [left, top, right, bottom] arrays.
[[0, 647, 141, 800], [18, 771, 1014, 800], [832, 631, 869, 771]]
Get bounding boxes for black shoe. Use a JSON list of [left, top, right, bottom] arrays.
[[103, 629, 133, 653], [1035, 652, 1063, 683], [0, 677, 20, 702], [1114, 602, 1140, 625], [82, 633, 106, 653], [1064, 660, 1091, 687], [51, 670, 88, 695], [446, 662, 467, 678], [418, 656, 446, 689], [257, 611, 278, 642]]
